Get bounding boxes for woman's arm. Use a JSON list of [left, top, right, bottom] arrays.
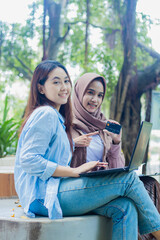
[[103, 122, 125, 168], [53, 161, 108, 177], [107, 143, 125, 168], [73, 131, 99, 147], [20, 107, 59, 181]]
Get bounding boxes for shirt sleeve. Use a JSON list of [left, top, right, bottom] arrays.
[[20, 107, 58, 181], [106, 142, 125, 168]]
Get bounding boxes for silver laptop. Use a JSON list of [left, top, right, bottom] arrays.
[[80, 121, 152, 177]]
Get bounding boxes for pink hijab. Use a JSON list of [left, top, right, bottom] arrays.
[[72, 73, 108, 133]]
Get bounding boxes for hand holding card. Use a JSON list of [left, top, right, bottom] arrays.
[[105, 121, 121, 135]]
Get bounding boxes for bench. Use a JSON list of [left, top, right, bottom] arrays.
[[0, 157, 112, 240], [0, 198, 112, 240]]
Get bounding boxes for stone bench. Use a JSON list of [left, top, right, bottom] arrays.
[[0, 157, 112, 240], [0, 198, 113, 240]]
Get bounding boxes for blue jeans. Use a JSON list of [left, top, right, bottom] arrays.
[[30, 171, 160, 240]]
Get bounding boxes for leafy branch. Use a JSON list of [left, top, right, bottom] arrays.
[[0, 96, 20, 158]]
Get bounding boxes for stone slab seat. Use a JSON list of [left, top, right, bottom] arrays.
[[0, 198, 113, 240], [0, 156, 112, 239]]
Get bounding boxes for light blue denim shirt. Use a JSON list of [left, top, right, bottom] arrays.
[[14, 106, 71, 219]]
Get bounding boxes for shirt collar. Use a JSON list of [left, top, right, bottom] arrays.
[[51, 107, 65, 127]]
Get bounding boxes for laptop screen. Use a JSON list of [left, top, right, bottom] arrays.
[[128, 121, 152, 171]]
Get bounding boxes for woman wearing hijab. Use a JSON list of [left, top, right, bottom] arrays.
[[71, 72, 160, 240], [71, 72, 124, 169]]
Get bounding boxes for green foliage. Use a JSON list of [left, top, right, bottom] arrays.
[[58, 0, 157, 116], [0, 0, 42, 83], [136, 12, 155, 69], [0, 0, 158, 118], [0, 22, 37, 79], [0, 96, 21, 157]]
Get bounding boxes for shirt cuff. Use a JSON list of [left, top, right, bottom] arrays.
[[40, 160, 57, 181]]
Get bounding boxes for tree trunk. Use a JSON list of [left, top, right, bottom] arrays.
[[110, 0, 137, 164], [111, 60, 160, 165], [42, 0, 47, 60], [44, 0, 70, 60]]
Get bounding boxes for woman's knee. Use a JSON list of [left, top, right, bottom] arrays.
[[105, 197, 138, 221]]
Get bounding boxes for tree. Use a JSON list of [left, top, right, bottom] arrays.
[[62, 0, 160, 167], [108, 0, 160, 166], [1, 0, 160, 168], [42, 0, 70, 60]]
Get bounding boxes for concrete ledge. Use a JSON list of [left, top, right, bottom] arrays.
[[0, 157, 112, 240], [0, 199, 112, 240]]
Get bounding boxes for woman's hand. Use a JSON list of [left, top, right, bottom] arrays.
[[73, 131, 99, 147], [72, 161, 108, 177], [103, 119, 122, 144]]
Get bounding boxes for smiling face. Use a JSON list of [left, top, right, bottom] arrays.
[[82, 80, 104, 114], [38, 67, 71, 111]]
